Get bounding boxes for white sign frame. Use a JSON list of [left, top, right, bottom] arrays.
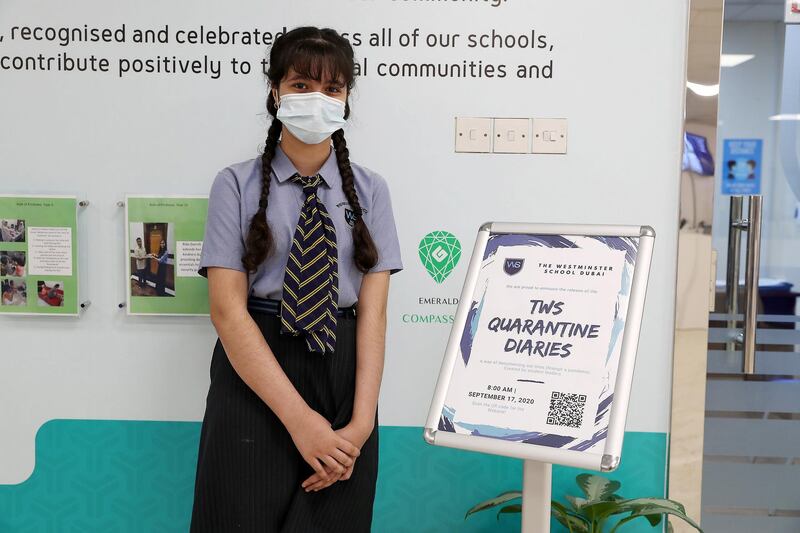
[[424, 222, 655, 472]]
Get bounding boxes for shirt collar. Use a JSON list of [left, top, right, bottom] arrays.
[[271, 142, 340, 189]]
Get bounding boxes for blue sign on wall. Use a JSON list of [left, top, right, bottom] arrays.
[[721, 139, 763, 195]]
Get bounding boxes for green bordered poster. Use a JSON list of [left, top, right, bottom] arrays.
[[124, 195, 209, 316], [0, 195, 80, 316]]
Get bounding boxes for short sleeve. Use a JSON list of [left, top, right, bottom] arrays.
[[366, 174, 403, 275], [198, 168, 247, 278]]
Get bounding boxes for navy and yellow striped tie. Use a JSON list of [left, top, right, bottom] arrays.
[[280, 173, 339, 354]]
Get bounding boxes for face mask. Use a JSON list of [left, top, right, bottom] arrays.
[[276, 91, 347, 145]]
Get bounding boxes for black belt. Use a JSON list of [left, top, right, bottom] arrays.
[[246, 296, 357, 318]]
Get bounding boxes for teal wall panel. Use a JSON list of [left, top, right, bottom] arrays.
[[0, 420, 667, 532]]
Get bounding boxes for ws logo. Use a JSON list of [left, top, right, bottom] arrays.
[[503, 258, 525, 276]]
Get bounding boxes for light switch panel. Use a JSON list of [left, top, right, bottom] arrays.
[[455, 117, 492, 153], [493, 118, 530, 154], [532, 118, 568, 154]]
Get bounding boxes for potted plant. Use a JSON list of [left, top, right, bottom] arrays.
[[466, 473, 703, 532]]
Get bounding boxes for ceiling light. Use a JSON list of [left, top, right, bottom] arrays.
[[687, 82, 720, 97], [769, 114, 800, 121], [720, 54, 755, 67]]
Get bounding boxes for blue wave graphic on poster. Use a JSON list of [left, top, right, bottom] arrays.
[[594, 394, 614, 424], [606, 251, 635, 364], [439, 405, 456, 431], [569, 428, 609, 451], [483, 234, 578, 260], [439, 415, 455, 432], [459, 289, 486, 366], [458, 422, 533, 438], [589, 236, 638, 265]]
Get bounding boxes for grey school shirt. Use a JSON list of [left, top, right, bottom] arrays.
[[198, 143, 403, 307]]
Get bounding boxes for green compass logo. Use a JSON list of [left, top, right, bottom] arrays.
[[418, 231, 461, 283]]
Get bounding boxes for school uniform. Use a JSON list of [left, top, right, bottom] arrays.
[[190, 142, 403, 533]]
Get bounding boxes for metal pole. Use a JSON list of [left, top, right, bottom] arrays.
[[742, 195, 762, 374], [725, 196, 744, 351], [521, 460, 552, 533]]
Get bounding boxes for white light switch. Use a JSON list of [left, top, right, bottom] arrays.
[[492, 118, 530, 154], [532, 118, 568, 154], [455, 117, 492, 153]]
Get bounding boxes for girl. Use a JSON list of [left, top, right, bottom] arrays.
[[154, 239, 169, 296], [190, 26, 403, 532]]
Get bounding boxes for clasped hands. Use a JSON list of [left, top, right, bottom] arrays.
[[286, 408, 372, 493]]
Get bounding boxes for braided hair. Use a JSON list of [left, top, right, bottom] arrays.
[[242, 26, 378, 274]]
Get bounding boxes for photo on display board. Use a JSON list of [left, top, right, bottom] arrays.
[[128, 222, 176, 298], [1, 278, 27, 306], [0, 251, 26, 277], [36, 280, 64, 307], [0, 219, 26, 242], [124, 196, 209, 316], [0, 195, 79, 316]]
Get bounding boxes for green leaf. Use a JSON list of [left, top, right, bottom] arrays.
[[613, 498, 687, 516], [579, 500, 628, 523], [576, 474, 622, 501], [565, 494, 589, 511], [644, 513, 663, 527], [465, 490, 522, 519], [496, 504, 522, 520], [608, 502, 703, 533], [577, 496, 688, 526], [552, 500, 591, 533]]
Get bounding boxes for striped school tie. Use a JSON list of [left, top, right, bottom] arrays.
[[280, 173, 339, 354]]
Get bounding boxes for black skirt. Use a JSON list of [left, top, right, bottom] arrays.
[[190, 307, 378, 533]]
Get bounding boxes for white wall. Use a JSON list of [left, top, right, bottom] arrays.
[[0, 0, 689, 484]]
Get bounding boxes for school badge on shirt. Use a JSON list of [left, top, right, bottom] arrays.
[[337, 202, 368, 227]]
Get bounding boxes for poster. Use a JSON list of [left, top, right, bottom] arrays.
[[787, 0, 800, 23], [125, 195, 209, 315], [721, 139, 763, 195], [438, 233, 638, 453], [0, 195, 79, 316]]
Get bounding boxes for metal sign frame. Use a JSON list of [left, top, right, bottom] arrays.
[[424, 221, 655, 471]]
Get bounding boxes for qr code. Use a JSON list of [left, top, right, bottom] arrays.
[[546, 391, 587, 429]]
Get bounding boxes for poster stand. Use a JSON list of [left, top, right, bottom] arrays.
[[424, 222, 655, 532], [522, 460, 552, 532]]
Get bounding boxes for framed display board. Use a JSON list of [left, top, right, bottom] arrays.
[[0, 195, 80, 316], [424, 222, 655, 471], [124, 195, 210, 316]]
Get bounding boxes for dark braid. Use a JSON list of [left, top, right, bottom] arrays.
[[332, 129, 378, 273], [242, 117, 283, 273]]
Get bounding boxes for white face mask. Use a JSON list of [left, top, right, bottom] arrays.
[[275, 91, 347, 145]]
